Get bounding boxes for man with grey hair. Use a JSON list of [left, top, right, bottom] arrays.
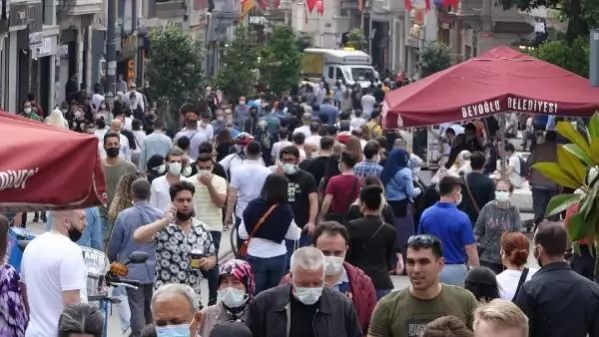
[[247, 247, 362, 337], [151, 283, 203, 336], [21, 209, 88, 337], [107, 178, 163, 337]]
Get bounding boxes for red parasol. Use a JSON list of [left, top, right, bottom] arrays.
[[0, 111, 107, 212], [383, 45, 599, 128]]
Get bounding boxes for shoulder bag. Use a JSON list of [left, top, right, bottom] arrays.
[[239, 204, 278, 257], [462, 174, 481, 215], [511, 268, 529, 302]]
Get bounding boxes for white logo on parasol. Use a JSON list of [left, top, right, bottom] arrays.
[[0, 168, 39, 191]]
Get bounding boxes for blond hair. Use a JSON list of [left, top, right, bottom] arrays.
[[473, 299, 528, 337]]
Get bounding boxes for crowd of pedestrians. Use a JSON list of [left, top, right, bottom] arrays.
[[0, 79, 598, 337]]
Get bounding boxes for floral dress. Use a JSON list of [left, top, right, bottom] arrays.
[[0, 263, 28, 337]]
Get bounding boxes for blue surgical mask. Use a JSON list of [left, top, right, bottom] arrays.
[[156, 324, 190, 337]]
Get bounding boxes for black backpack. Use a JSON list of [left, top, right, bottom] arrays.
[[518, 155, 529, 178]]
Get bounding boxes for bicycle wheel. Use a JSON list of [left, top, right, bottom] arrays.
[[229, 224, 240, 258]]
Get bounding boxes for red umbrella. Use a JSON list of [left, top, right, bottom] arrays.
[[0, 111, 107, 212], [383, 45, 599, 128]]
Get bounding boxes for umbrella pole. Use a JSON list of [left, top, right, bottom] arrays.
[[498, 114, 507, 180]]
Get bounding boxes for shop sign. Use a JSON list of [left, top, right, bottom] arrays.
[[36, 38, 54, 57], [29, 31, 43, 46]]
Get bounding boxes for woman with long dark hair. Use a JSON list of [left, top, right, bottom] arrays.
[[238, 173, 301, 294]]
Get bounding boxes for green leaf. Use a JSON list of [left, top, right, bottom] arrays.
[[545, 193, 581, 218], [557, 145, 586, 184], [563, 144, 594, 166], [591, 140, 599, 165], [556, 121, 591, 156], [587, 113, 599, 140], [567, 212, 594, 242], [581, 186, 598, 219], [531, 162, 581, 189]]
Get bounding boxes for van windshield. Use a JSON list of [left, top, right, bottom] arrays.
[[350, 67, 376, 82]]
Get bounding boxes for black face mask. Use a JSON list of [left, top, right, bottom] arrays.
[[176, 211, 194, 221], [106, 147, 120, 158], [68, 223, 83, 242]]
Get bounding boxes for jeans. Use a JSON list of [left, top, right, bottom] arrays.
[[126, 283, 154, 337], [376, 289, 392, 300], [285, 232, 312, 271], [202, 230, 222, 306], [247, 254, 287, 294], [532, 187, 559, 226], [112, 286, 131, 333], [440, 264, 467, 286]]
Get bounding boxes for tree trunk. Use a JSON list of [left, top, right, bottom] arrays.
[[565, 0, 587, 43]]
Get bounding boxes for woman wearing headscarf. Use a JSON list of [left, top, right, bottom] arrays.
[[199, 259, 255, 337], [145, 155, 166, 183], [45, 107, 69, 129], [449, 150, 472, 176], [380, 148, 422, 261]]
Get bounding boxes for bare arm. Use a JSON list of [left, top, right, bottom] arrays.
[[319, 194, 333, 222], [206, 180, 226, 208], [465, 244, 480, 267], [133, 217, 169, 242], [20, 283, 30, 315], [63, 290, 81, 306], [308, 192, 318, 224], [225, 186, 238, 220]]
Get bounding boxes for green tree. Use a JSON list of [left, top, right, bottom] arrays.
[[257, 25, 303, 96], [215, 26, 258, 102], [498, 0, 599, 42], [530, 37, 589, 77], [346, 28, 366, 50], [145, 25, 204, 128], [296, 32, 313, 52], [417, 42, 452, 78], [532, 115, 599, 277]]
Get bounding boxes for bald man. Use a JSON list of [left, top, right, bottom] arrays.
[[97, 118, 132, 161], [21, 209, 89, 337]]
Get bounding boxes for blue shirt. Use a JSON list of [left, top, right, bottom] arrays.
[[418, 202, 475, 264], [45, 207, 103, 250], [106, 201, 164, 284], [319, 103, 339, 126], [385, 167, 421, 201], [354, 159, 383, 178]]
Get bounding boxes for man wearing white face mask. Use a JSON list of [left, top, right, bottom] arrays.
[[271, 146, 318, 250], [280, 222, 377, 335], [150, 147, 185, 211], [247, 247, 362, 337]]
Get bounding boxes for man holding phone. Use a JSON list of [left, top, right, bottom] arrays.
[[134, 180, 216, 307]]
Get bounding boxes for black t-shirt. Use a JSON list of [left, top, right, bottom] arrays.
[[289, 295, 317, 337], [212, 163, 228, 181], [307, 156, 337, 188], [287, 170, 317, 228]]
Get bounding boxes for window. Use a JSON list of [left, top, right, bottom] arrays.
[[328, 67, 334, 79], [336, 68, 343, 80]]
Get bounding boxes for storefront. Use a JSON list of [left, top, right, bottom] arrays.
[[32, 29, 59, 114]]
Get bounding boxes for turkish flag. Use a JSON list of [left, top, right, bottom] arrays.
[[404, 0, 411, 11], [316, 0, 323, 15], [424, 0, 430, 10], [306, 0, 317, 12]]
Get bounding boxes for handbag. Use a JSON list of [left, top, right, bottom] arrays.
[[239, 204, 278, 256]]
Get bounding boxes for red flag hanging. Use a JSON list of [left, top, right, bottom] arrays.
[[404, 0, 411, 11], [424, 0, 430, 11], [306, 0, 317, 12], [257, 0, 267, 7], [273, 0, 280, 8], [316, 0, 324, 15]]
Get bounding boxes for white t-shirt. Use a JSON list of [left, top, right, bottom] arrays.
[[350, 116, 366, 130], [497, 268, 538, 300], [173, 125, 214, 161], [230, 160, 271, 218], [132, 130, 146, 153], [508, 154, 523, 188], [271, 140, 293, 164], [22, 232, 87, 337], [220, 153, 265, 175], [361, 94, 376, 116], [149, 175, 175, 211], [186, 173, 228, 231], [293, 125, 311, 138]]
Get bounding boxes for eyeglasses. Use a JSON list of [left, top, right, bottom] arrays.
[[407, 235, 439, 246]]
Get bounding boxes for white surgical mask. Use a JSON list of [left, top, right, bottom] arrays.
[[239, 100, 246, 105], [293, 285, 323, 305], [155, 324, 190, 337], [198, 169, 211, 176], [324, 255, 344, 276], [168, 162, 182, 176], [283, 163, 299, 175], [218, 287, 247, 308], [24, 108, 31, 114], [100, 104, 106, 110], [495, 191, 510, 202], [182, 165, 192, 177], [154, 164, 166, 175], [455, 194, 463, 206]]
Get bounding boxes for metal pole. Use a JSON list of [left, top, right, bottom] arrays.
[[105, 0, 117, 97], [132, 0, 138, 85], [590, 29, 599, 86]]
